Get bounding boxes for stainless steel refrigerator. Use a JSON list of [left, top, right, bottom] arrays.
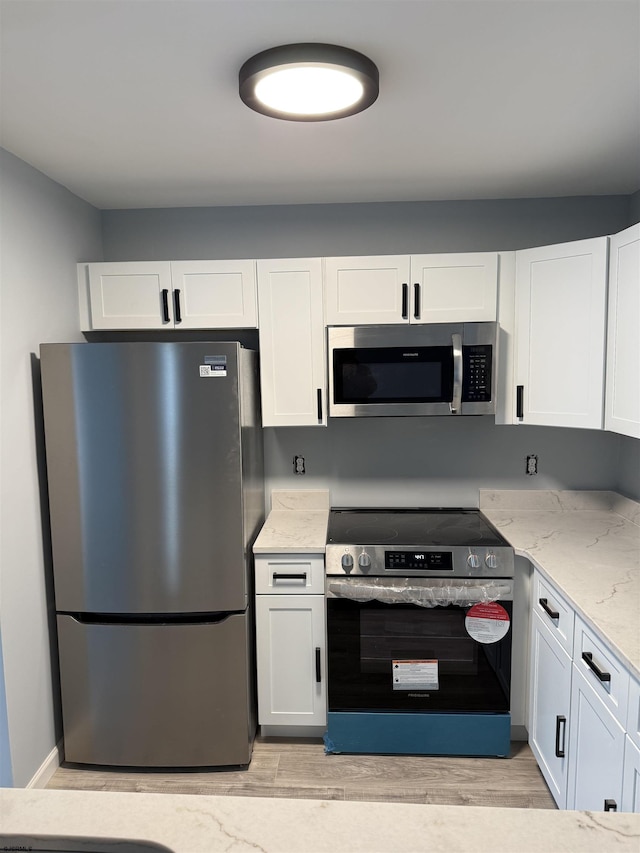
[[40, 341, 264, 767]]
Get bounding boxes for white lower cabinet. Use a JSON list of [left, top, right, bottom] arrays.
[[528, 569, 637, 812], [622, 737, 640, 812], [254, 555, 326, 734], [567, 662, 626, 811], [528, 609, 572, 807]]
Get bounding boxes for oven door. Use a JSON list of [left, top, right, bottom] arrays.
[[326, 578, 512, 714]]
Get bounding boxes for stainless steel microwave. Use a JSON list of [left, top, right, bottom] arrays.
[[328, 323, 497, 418]]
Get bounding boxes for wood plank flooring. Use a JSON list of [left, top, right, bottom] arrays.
[[46, 735, 557, 809]]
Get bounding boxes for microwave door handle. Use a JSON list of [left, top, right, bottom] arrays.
[[450, 333, 463, 414]]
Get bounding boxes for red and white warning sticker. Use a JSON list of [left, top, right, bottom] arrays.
[[465, 602, 510, 644]]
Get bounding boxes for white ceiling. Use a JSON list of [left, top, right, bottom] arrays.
[[1, 0, 639, 210]]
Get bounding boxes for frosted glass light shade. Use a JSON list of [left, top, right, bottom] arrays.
[[239, 44, 379, 121]]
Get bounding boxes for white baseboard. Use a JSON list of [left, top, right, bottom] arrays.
[[26, 740, 62, 789]]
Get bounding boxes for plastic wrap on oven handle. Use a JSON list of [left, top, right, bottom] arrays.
[[326, 578, 512, 608]]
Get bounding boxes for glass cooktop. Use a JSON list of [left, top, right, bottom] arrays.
[[327, 508, 509, 548]]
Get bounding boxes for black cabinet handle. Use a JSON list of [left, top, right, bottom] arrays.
[[161, 289, 170, 323], [539, 598, 560, 621], [315, 647, 322, 683], [582, 651, 611, 683], [516, 385, 524, 420], [604, 799, 617, 812], [272, 573, 307, 581], [317, 388, 323, 422], [173, 289, 182, 323], [413, 282, 420, 319], [554, 715, 566, 758], [401, 283, 408, 319]]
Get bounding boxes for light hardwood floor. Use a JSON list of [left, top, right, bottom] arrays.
[[47, 735, 556, 809]]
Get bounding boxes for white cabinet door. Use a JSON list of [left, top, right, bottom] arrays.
[[411, 253, 498, 323], [170, 260, 257, 329], [622, 736, 640, 813], [605, 223, 640, 439], [255, 594, 326, 727], [324, 253, 498, 325], [82, 260, 257, 330], [514, 237, 608, 428], [86, 262, 172, 330], [567, 662, 626, 812], [324, 255, 410, 325], [257, 258, 326, 427], [528, 609, 572, 808]]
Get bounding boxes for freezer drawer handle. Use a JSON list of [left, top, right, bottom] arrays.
[[604, 799, 617, 812], [272, 572, 308, 582], [161, 289, 171, 323], [315, 647, 322, 683], [539, 597, 559, 621], [582, 651, 611, 683], [173, 289, 182, 323], [554, 715, 566, 758]]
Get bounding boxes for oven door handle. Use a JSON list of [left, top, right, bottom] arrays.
[[450, 333, 463, 415]]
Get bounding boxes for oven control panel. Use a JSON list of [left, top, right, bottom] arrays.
[[386, 551, 453, 571], [326, 545, 515, 577]]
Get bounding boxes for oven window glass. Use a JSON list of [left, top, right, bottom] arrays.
[[333, 346, 453, 404], [327, 599, 511, 713]]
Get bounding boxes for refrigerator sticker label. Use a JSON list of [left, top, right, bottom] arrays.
[[392, 659, 439, 691], [200, 355, 227, 378], [465, 602, 510, 644]]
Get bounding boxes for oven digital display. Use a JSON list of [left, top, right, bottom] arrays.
[[385, 551, 454, 571]]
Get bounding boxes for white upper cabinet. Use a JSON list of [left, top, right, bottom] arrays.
[[324, 253, 498, 325], [514, 237, 608, 429], [84, 262, 173, 330], [257, 258, 326, 428], [605, 223, 640, 439], [170, 261, 258, 329], [324, 255, 410, 325], [79, 260, 258, 331], [412, 253, 498, 323]]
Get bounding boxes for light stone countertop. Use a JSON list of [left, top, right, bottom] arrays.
[[480, 490, 640, 679], [2, 787, 640, 853], [253, 490, 330, 553]]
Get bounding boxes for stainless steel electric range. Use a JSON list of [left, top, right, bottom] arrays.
[[324, 508, 515, 758]]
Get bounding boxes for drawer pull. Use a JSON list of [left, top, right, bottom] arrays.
[[582, 651, 611, 683], [604, 799, 617, 812], [539, 597, 559, 621], [272, 572, 307, 582], [315, 647, 322, 683], [554, 715, 566, 758]]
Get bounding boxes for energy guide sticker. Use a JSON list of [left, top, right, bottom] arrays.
[[200, 355, 227, 377], [465, 602, 510, 644], [393, 660, 438, 691]]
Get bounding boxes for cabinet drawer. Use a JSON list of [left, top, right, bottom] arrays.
[[255, 555, 325, 595], [574, 615, 629, 727], [532, 571, 575, 655], [627, 676, 640, 750]]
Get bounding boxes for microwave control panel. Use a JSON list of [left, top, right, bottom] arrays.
[[462, 345, 492, 402]]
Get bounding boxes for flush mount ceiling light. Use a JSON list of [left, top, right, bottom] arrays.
[[239, 43, 379, 121]]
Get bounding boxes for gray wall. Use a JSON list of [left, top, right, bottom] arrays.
[[102, 194, 639, 505], [0, 148, 103, 786], [102, 195, 633, 261], [264, 419, 624, 508]]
